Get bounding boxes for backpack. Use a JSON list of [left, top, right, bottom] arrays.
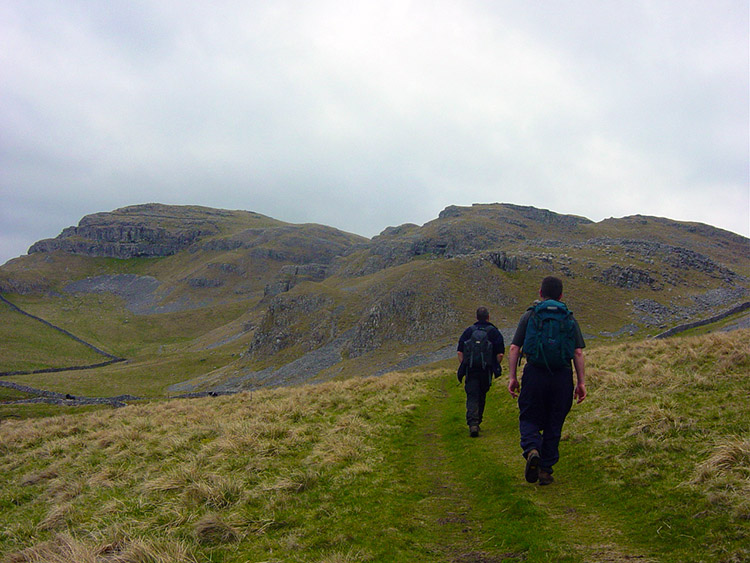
[[463, 326, 495, 372], [523, 300, 576, 370]]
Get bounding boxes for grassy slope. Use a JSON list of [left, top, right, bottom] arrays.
[[1, 330, 747, 562], [0, 303, 107, 373], [0, 292, 254, 398]]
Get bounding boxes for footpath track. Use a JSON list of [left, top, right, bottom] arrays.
[[408, 382, 517, 562], [414, 376, 654, 563]]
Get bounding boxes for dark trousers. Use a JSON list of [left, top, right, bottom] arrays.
[[518, 363, 574, 472], [465, 370, 491, 427]]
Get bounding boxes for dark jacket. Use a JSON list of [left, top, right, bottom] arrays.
[[457, 321, 505, 382]]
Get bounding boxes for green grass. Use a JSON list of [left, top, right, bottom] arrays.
[[5, 293, 251, 358], [1, 330, 747, 562], [0, 387, 34, 402], [0, 303, 108, 373], [0, 402, 108, 421], [0, 293, 253, 398]]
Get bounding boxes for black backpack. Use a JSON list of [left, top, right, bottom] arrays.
[[523, 300, 576, 370], [463, 326, 495, 371]]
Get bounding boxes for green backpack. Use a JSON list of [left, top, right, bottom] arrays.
[[523, 300, 576, 370]]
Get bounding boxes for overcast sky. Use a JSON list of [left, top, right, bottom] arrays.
[[1, 1, 748, 266]]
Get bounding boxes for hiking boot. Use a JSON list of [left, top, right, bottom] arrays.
[[538, 470, 554, 486], [524, 449, 540, 483], [469, 425, 479, 437]]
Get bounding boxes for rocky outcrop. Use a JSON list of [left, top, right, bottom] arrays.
[[344, 287, 459, 358], [187, 277, 225, 289], [582, 239, 738, 282], [337, 204, 593, 276], [248, 293, 339, 357], [29, 204, 220, 258], [654, 302, 750, 339], [440, 203, 592, 228], [631, 287, 748, 327], [202, 225, 364, 265], [264, 264, 330, 296], [63, 274, 164, 314], [26, 205, 365, 274], [341, 224, 504, 276], [595, 265, 659, 289], [0, 278, 50, 295], [475, 251, 519, 271]]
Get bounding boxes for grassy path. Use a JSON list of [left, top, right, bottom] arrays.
[[410, 373, 654, 563], [405, 381, 519, 562]]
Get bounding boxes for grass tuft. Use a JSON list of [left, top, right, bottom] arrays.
[[691, 436, 750, 483], [193, 513, 240, 544], [688, 435, 750, 520]]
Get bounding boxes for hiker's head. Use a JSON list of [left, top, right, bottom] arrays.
[[476, 307, 490, 322], [539, 276, 563, 300]]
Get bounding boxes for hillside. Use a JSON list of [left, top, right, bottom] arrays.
[[0, 202, 748, 400], [0, 330, 748, 562]]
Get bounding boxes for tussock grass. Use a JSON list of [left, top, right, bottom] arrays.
[[691, 435, 750, 482], [587, 329, 749, 389], [193, 513, 240, 544], [4, 530, 199, 563], [1, 330, 748, 562], [688, 435, 750, 519], [0, 371, 433, 562], [565, 329, 750, 561]]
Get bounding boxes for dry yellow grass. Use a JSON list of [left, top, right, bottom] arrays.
[[586, 329, 749, 390], [0, 370, 434, 562], [576, 329, 750, 521]]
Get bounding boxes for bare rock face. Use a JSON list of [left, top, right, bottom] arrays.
[[596, 265, 659, 289], [28, 204, 222, 259], [264, 264, 330, 297]]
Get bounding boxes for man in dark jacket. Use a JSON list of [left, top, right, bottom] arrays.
[[457, 306, 505, 437], [507, 276, 586, 485]]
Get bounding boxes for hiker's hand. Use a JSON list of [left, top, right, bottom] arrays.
[[574, 383, 587, 403], [492, 363, 502, 379], [508, 376, 520, 399]]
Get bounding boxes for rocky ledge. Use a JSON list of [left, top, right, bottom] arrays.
[[28, 204, 222, 259]]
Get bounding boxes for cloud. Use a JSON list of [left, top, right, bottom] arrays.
[[1, 0, 748, 265]]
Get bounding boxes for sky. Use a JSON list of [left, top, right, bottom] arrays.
[[1, 0, 748, 266]]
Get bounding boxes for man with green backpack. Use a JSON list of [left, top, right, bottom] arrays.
[[507, 277, 587, 485], [457, 306, 505, 437]]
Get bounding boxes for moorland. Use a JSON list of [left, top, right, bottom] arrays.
[[0, 202, 748, 562]]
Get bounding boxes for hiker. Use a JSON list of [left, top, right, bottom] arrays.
[[507, 276, 586, 485], [457, 306, 505, 437]]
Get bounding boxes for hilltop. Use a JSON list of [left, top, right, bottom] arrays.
[[0, 202, 748, 399]]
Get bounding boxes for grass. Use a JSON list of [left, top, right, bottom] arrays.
[[0, 329, 747, 562], [0, 373, 442, 561], [0, 293, 253, 398], [3, 347, 244, 399], [0, 303, 107, 373]]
